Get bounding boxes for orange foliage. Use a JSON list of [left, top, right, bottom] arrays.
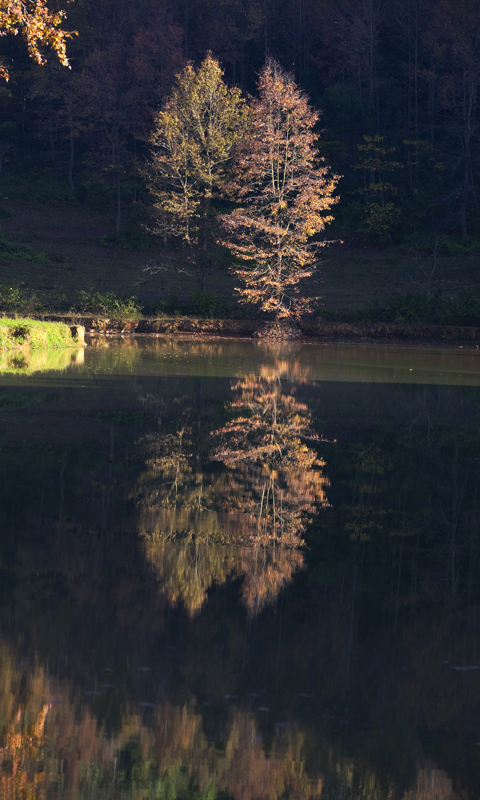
[[222, 59, 339, 319], [0, 0, 74, 81]]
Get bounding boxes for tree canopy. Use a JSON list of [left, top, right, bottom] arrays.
[[146, 54, 249, 285], [221, 60, 339, 319]]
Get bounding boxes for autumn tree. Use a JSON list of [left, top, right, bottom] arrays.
[[221, 59, 339, 320], [146, 54, 249, 287], [0, 0, 74, 81]]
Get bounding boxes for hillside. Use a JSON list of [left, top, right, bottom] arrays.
[[1, 198, 479, 318]]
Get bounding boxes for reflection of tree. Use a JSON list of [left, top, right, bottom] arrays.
[[236, 542, 304, 616], [0, 638, 327, 799], [135, 369, 328, 616], [141, 526, 304, 618], [209, 366, 330, 615], [402, 767, 455, 800], [214, 368, 329, 545], [0, 694, 51, 799], [135, 364, 326, 614], [142, 530, 236, 616], [136, 426, 204, 512]]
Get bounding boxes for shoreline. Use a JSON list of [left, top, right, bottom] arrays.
[[2, 312, 480, 348], [28, 314, 480, 349]]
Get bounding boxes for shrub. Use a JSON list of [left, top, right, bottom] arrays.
[[75, 288, 141, 319], [0, 235, 49, 262]]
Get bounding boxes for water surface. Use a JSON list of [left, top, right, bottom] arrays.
[[1, 338, 480, 799]]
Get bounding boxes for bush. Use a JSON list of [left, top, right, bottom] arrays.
[[0, 284, 40, 313], [188, 289, 232, 318], [0, 234, 49, 262], [75, 288, 141, 319]]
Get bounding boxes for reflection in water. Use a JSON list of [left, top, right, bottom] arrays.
[[2, 347, 480, 798], [0, 638, 328, 799], [142, 526, 304, 617], [0, 346, 84, 374], [142, 530, 236, 616], [214, 367, 329, 545], [135, 365, 328, 616], [403, 767, 454, 800], [0, 636, 466, 799]]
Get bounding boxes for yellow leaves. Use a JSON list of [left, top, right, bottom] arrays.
[[147, 54, 248, 244], [0, 0, 75, 80]]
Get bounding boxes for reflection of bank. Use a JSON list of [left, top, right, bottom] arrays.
[[136, 368, 329, 616], [0, 346, 84, 374]]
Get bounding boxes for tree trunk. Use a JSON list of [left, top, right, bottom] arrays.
[[116, 170, 122, 236], [68, 130, 75, 193]]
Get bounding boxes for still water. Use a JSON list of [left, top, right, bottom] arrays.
[[1, 337, 480, 799]]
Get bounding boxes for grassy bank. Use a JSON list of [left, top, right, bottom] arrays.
[[0, 318, 85, 351]]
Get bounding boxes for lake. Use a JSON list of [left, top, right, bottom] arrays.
[[1, 337, 480, 799]]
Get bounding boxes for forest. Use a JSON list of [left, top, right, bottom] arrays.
[[0, 0, 479, 320]]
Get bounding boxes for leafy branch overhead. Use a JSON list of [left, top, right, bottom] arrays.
[[0, 0, 75, 80]]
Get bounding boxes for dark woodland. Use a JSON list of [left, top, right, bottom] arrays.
[[0, 0, 479, 243]]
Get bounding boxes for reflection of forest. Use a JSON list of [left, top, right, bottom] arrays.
[[1, 374, 480, 797], [0, 637, 464, 800], [135, 367, 329, 615]]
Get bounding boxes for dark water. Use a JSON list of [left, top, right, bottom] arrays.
[[1, 337, 480, 799]]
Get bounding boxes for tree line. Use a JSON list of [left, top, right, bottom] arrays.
[[0, 0, 479, 246]]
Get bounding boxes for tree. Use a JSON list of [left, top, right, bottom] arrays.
[[221, 59, 339, 320], [0, 0, 74, 81], [354, 134, 402, 239], [309, 0, 385, 131], [146, 54, 249, 287]]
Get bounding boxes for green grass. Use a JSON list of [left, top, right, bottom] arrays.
[[0, 318, 82, 350]]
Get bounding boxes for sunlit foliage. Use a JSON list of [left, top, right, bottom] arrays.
[[0, 0, 74, 80], [221, 59, 339, 319], [146, 53, 249, 283]]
